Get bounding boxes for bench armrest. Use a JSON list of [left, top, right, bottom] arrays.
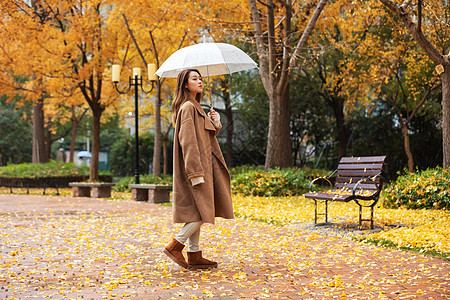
[[308, 169, 336, 192], [352, 171, 383, 197]]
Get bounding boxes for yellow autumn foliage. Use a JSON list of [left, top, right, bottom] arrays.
[[231, 194, 450, 256]]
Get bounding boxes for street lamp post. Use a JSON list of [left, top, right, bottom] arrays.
[[112, 64, 157, 184]]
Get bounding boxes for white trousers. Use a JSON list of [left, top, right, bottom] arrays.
[[175, 221, 203, 252]]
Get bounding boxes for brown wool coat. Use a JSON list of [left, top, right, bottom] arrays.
[[172, 99, 234, 224]]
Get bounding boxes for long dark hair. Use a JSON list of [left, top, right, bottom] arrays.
[[172, 69, 202, 124]]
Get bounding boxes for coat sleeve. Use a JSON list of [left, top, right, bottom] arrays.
[[178, 105, 205, 179], [213, 120, 222, 137]]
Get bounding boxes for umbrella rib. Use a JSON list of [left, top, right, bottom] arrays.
[[219, 47, 231, 74]]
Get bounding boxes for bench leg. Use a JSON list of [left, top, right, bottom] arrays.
[[92, 187, 111, 198], [314, 200, 317, 224], [359, 205, 362, 227], [314, 199, 328, 225], [72, 186, 90, 197], [357, 202, 376, 230], [148, 190, 170, 204], [132, 189, 148, 201]]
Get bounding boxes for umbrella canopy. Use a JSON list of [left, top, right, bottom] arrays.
[[155, 43, 258, 78], [77, 151, 92, 158]]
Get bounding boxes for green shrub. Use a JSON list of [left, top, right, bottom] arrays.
[[109, 133, 156, 177], [231, 167, 328, 197], [113, 174, 173, 192], [382, 167, 450, 210], [113, 165, 327, 196], [0, 161, 90, 178]]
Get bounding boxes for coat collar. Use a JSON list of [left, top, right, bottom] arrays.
[[188, 99, 206, 116], [188, 99, 216, 131]]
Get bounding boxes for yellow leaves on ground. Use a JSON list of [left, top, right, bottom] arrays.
[[2, 187, 448, 257], [233, 194, 315, 225], [0, 192, 448, 299], [232, 193, 449, 256]]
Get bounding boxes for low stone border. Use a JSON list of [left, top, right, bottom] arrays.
[[69, 182, 115, 198], [128, 184, 172, 203]]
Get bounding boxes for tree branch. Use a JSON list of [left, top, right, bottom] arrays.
[[408, 76, 441, 122], [285, 0, 328, 89], [267, 0, 277, 89], [379, 0, 443, 64], [249, 0, 271, 96], [401, 0, 414, 9], [257, 0, 269, 7], [417, 0, 422, 33], [122, 13, 147, 66]]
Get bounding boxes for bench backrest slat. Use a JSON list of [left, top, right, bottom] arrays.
[[335, 177, 382, 184], [335, 182, 380, 190], [339, 156, 387, 164], [337, 163, 384, 170], [337, 169, 382, 177], [335, 156, 387, 191]]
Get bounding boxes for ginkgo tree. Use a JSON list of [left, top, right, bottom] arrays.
[[378, 0, 450, 168], [248, 0, 329, 170], [186, 0, 329, 170], [108, 0, 203, 176], [1, 0, 125, 180], [301, 0, 442, 171], [0, 1, 59, 164]]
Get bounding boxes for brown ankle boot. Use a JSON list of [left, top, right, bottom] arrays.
[[163, 238, 188, 268], [187, 251, 218, 269]]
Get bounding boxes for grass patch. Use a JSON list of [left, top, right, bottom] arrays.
[[359, 237, 449, 261], [233, 212, 284, 226]]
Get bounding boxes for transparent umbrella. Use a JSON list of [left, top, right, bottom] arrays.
[[155, 42, 258, 106]]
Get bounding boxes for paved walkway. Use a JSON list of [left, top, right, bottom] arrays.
[[0, 194, 448, 299]]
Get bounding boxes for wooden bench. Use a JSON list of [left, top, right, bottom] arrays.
[[304, 156, 387, 229], [128, 184, 172, 203], [69, 182, 115, 198]]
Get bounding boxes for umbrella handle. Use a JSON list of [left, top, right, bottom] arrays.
[[200, 103, 212, 111]]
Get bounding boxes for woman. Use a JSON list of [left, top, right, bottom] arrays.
[[163, 69, 234, 269]]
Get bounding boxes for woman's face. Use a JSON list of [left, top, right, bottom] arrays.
[[186, 71, 203, 95]]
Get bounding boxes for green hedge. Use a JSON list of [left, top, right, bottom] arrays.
[[113, 165, 327, 196], [113, 174, 173, 192], [230, 166, 328, 197], [382, 167, 450, 210], [0, 161, 90, 178]]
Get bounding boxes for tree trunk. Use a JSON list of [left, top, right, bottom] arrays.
[[152, 80, 162, 176], [249, 0, 326, 171], [69, 123, 77, 163], [32, 98, 47, 164], [44, 126, 52, 162], [265, 84, 293, 170], [442, 65, 450, 168], [223, 80, 234, 167], [162, 134, 168, 175], [332, 97, 347, 160], [90, 109, 101, 181], [401, 124, 414, 172], [69, 106, 79, 163]]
